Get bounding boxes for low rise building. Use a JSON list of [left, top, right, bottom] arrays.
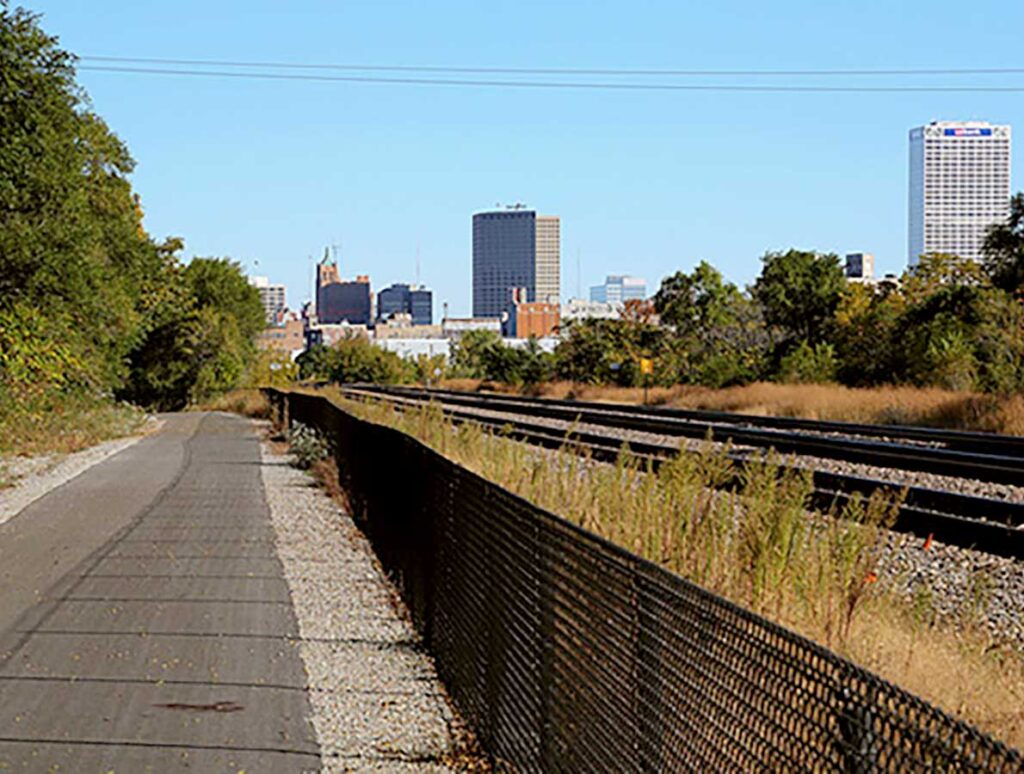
[[561, 298, 622, 322], [590, 275, 647, 304], [374, 313, 444, 340], [257, 317, 305, 357], [502, 287, 560, 338], [441, 317, 502, 340], [504, 336, 560, 353], [845, 253, 876, 284], [307, 322, 371, 348], [377, 283, 433, 326], [375, 338, 451, 360]]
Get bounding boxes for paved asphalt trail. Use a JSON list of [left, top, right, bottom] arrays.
[[0, 413, 321, 771]]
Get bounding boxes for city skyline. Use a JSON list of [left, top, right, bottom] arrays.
[[31, 0, 1024, 317]]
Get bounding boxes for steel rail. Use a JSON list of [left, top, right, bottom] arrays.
[[336, 385, 1024, 560], [405, 386, 1024, 456], [350, 384, 1024, 485]]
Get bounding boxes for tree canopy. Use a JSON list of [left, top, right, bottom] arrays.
[[983, 193, 1024, 295], [752, 250, 846, 345], [1, 6, 266, 412]]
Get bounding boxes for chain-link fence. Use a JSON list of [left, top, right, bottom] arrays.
[[268, 389, 1022, 772]]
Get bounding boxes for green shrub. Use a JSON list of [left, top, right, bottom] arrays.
[[297, 337, 413, 385], [288, 422, 328, 469], [777, 341, 838, 384]]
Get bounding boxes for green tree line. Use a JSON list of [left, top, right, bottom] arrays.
[[395, 222, 1024, 393], [0, 4, 264, 415]]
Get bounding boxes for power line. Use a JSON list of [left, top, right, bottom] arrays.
[[78, 55, 1024, 78], [76, 65, 1024, 92]]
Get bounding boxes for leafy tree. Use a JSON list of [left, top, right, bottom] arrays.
[[297, 344, 340, 381], [245, 348, 300, 389], [983, 192, 1024, 295], [832, 283, 904, 386], [692, 296, 775, 387], [971, 289, 1024, 393], [903, 252, 989, 303], [552, 319, 615, 385], [555, 311, 668, 387], [752, 250, 846, 345], [654, 263, 773, 387], [655, 261, 744, 337], [898, 283, 1024, 393], [332, 337, 412, 384], [412, 353, 448, 385], [777, 342, 838, 384], [519, 338, 554, 386], [0, 4, 167, 394], [183, 258, 265, 343], [0, 302, 89, 410], [297, 336, 412, 385], [449, 329, 503, 379], [118, 255, 265, 409], [447, 329, 552, 385]]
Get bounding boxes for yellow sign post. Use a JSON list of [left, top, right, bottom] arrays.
[[639, 358, 654, 404]]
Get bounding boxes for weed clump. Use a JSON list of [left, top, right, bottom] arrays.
[[195, 389, 270, 418], [288, 422, 328, 470]]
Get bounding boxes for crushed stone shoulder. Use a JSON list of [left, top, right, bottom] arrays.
[[259, 439, 460, 773]]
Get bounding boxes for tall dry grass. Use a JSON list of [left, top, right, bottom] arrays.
[[442, 379, 1024, 436], [328, 391, 1023, 748], [195, 389, 271, 419], [0, 395, 147, 457]]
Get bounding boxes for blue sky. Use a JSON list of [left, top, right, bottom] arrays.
[[28, 0, 1024, 316]]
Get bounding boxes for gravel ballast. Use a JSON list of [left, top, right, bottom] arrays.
[[0, 428, 157, 527], [416, 400, 1024, 504], [259, 439, 460, 773]]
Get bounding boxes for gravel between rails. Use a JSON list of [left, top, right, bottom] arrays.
[[259, 439, 460, 773], [426, 402, 1024, 505], [0, 420, 161, 527], [876, 531, 1024, 648]]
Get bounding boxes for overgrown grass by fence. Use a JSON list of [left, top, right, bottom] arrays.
[[268, 389, 1023, 771]]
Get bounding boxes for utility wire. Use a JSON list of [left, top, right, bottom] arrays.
[[78, 55, 1024, 78], [76, 65, 1024, 92]]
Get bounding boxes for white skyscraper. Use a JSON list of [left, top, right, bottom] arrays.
[[908, 120, 1011, 266], [249, 275, 287, 323]]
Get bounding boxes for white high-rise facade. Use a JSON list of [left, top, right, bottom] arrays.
[[590, 275, 647, 304], [249, 275, 287, 323], [908, 120, 1011, 266]]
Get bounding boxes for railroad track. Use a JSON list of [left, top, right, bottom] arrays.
[[336, 384, 1024, 560], [353, 385, 1024, 484]]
